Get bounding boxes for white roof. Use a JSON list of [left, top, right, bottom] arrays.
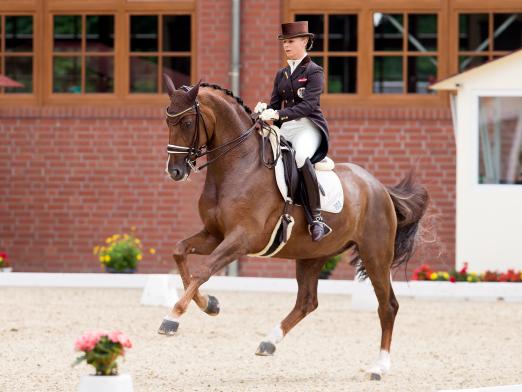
[[430, 49, 522, 91]]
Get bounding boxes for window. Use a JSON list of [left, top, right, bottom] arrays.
[[52, 15, 115, 94], [479, 96, 522, 185], [373, 13, 438, 94], [0, 15, 33, 94], [129, 14, 192, 93], [293, 11, 439, 97], [0, 1, 195, 104], [459, 13, 522, 72], [295, 14, 357, 94]]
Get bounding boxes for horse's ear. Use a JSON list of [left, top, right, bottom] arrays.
[[163, 73, 176, 97], [186, 80, 201, 102]]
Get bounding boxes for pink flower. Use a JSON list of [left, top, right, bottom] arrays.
[[74, 331, 102, 352], [108, 330, 132, 348]]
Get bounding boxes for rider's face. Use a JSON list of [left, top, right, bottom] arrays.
[[282, 37, 308, 60]]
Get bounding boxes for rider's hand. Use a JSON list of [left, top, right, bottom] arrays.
[[259, 108, 279, 121], [254, 102, 268, 114]]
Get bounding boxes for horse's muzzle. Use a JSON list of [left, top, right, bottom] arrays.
[[168, 167, 188, 181]]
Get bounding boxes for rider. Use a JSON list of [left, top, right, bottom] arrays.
[[255, 21, 331, 242]]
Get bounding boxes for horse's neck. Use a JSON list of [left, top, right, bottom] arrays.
[[205, 109, 265, 186]]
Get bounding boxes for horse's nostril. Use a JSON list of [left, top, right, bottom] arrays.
[[169, 168, 182, 180]]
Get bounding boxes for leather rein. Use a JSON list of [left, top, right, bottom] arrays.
[[166, 99, 280, 175]]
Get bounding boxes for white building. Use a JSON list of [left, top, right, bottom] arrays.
[[431, 50, 522, 272]]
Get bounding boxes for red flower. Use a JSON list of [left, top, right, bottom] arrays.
[[459, 262, 468, 275], [449, 276, 456, 283]]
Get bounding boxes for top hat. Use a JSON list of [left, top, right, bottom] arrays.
[[278, 21, 314, 40]]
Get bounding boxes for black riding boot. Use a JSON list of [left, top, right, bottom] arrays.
[[300, 158, 332, 241]]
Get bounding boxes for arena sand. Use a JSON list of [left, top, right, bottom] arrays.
[[0, 287, 521, 392]]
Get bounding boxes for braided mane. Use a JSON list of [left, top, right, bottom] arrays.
[[200, 82, 253, 116]]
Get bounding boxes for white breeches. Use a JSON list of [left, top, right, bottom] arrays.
[[279, 117, 322, 168]]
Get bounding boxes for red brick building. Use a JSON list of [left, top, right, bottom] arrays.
[[2, 1, 521, 278]]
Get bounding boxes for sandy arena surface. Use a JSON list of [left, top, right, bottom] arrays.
[[0, 287, 521, 392]]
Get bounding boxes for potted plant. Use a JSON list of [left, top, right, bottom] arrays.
[[0, 252, 12, 272], [93, 232, 147, 273], [73, 330, 134, 392], [319, 254, 342, 279]]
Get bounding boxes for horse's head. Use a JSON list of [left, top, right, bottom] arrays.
[[164, 74, 204, 181]]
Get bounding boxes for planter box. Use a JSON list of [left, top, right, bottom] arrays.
[[78, 374, 133, 392]]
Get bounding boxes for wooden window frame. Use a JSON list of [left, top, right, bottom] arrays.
[[286, 0, 449, 107], [0, 11, 37, 100], [49, 14, 116, 96], [0, 0, 196, 106], [449, 3, 522, 76], [295, 12, 359, 94], [125, 13, 194, 100]]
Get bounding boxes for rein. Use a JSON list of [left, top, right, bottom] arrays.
[[166, 90, 280, 174]]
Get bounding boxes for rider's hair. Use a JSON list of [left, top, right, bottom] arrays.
[[306, 37, 314, 51]]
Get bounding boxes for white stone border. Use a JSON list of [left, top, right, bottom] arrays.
[[1, 273, 522, 301]]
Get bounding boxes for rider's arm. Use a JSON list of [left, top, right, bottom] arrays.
[[268, 70, 282, 111], [277, 67, 323, 122]]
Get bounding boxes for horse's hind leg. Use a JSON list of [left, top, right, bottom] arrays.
[[359, 244, 399, 380], [256, 258, 325, 356], [173, 230, 221, 314]]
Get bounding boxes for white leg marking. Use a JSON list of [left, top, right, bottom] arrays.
[[264, 324, 284, 345], [163, 314, 180, 323], [367, 350, 391, 376]]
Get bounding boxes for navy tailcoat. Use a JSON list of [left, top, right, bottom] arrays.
[[268, 55, 329, 163]]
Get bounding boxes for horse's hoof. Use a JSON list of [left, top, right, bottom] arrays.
[[370, 373, 382, 381], [255, 341, 276, 356], [158, 319, 179, 336], [204, 295, 220, 316]]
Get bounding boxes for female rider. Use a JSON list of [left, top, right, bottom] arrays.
[[256, 21, 331, 242]]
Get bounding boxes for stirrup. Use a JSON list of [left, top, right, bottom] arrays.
[[308, 218, 333, 238]]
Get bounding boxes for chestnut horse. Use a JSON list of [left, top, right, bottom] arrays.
[[161, 75, 428, 380]]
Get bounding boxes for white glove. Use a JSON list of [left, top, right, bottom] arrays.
[[259, 108, 279, 121], [254, 101, 267, 113]]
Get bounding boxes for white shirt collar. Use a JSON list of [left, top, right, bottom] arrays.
[[287, 53, 308, 74]]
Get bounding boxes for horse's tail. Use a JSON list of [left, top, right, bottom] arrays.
[[386, 172, 429, 271]]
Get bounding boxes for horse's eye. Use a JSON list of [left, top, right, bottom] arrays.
[[183, 120, 192, 128]]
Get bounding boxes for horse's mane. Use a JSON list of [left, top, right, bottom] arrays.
[[200, 83, 253, 118]]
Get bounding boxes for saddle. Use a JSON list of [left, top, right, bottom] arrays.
[[264, 126, 344, 214], [248, 124, 344, 258]]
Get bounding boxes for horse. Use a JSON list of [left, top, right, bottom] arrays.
[[161, 74, 429, 380]]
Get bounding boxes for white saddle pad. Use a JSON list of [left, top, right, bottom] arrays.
[[263, 125, 344, 214]]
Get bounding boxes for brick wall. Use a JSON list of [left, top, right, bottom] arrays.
[[0, 0, 457, 279]]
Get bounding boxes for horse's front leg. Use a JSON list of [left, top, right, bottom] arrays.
[[173, 229, 221, 315], [158, 229, 247, 336]]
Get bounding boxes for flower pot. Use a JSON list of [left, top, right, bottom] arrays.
[[78, 374, 133, 392], [105, 267, 136, 274], [1, 267, 12, 273]]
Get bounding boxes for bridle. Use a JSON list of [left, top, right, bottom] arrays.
[[166, 88, 280, 178]]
